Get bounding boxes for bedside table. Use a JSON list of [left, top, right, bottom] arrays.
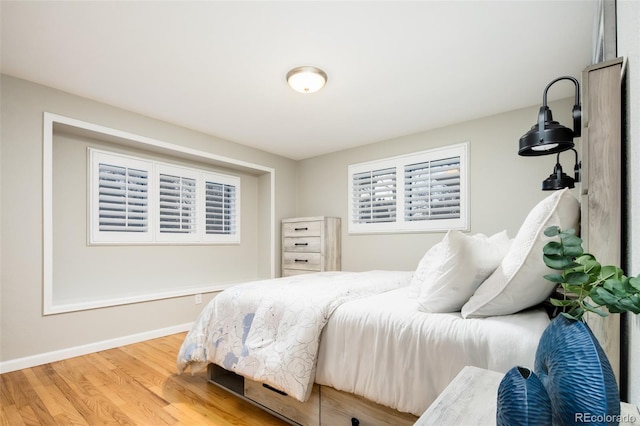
[[415, 366, 640, 426]]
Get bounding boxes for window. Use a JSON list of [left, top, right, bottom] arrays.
[[205, 181, 237, 235], [158, 173, 196, 235], [348, 143, 468, 234], [351, 167, 397, 224], [89, 149, 240, 244], [404, 156, 462, 222], [97, 163, 149, 233]]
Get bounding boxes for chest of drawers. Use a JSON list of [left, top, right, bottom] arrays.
[[281, 217, 341, 277]]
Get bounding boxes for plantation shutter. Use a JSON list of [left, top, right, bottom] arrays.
[[404, 156, 461, 221], [98, 163, 148, 232], [351, 167, 397, 224], [91, 148, 241, 244], [158, 174, 196, 233], [206, 182, 237, 235]]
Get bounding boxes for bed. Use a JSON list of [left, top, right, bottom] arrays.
[[176, 190, 574, 424], [177, 58, 624, 425]]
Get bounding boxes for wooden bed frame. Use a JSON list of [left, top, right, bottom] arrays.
[[206, 58, 625, 426]]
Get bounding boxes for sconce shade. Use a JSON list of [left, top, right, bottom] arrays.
[[542, 163, 575, 190], [518, 107, 575, 156], [518, 76, 582, 157], [541, 149, 580, 191], [286, 66, 327, 94]]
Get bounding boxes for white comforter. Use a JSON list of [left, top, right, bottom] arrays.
[[316, 286, 550, 416], [176, 271, 410, 402]]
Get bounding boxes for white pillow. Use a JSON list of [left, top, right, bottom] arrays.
[[461, 189, 580, 318], [411, 229, 511, 313]]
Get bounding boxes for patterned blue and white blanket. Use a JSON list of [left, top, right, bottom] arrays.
[[176, 271, 408, 402]]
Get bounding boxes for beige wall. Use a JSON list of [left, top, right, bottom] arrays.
[[51, 132, 261, 305], [0, 75, 298, 363], [296, 99, 575, 272]]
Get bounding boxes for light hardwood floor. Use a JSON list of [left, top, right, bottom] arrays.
[[0, 332, 288, 425]]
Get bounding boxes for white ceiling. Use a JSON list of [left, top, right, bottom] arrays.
[[1, 1, 597, 160]]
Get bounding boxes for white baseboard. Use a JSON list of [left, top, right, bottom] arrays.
[[0, 322, 193, 374]]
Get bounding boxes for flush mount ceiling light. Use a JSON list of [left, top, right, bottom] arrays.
[[286, 66, 327, 94]]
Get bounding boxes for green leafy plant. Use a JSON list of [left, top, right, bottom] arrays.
[[542, 226, 640, 320]]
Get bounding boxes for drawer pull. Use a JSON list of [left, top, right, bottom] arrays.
[[294, 243, 309, 246], [294, 259, 308, 263], [351, 418, 360, 426], [262, 383, 288, 396], [294, 227, 308, 231]]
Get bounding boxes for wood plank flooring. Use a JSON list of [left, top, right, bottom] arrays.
[[0, 333, 288, 425]]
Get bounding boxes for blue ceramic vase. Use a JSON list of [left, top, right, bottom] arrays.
[[534, 315, 620, 426], [497, 366, 552, 426]]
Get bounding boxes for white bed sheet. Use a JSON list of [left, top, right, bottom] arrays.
[[315, 286, 550, 417]]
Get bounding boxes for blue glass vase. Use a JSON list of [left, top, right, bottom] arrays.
[[497, 366, 552, 426], [534, 315, 620, 426]]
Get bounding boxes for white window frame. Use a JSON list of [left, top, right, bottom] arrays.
[[348, 142, 469, 234], [155, 163, 200, 243], [89, 150, 154, 243], [89, 148, 241, 244], [202, 174, 240, 244]]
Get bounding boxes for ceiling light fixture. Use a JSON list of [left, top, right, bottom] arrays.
[[286, 66, 327, 94]]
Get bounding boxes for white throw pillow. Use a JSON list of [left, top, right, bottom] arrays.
[[407, 236, 449, 298], [412, 229, 511, 313], [461, 189, 580, 318]]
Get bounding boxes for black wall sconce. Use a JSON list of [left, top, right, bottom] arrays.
[[542, 148, 582, 191], [518, 76, 582, 190]]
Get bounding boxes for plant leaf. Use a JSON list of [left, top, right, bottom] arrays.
[[562, 306, 584, 320], [560, 234, 582, 247], [616, 298, 639, 313], [591, 287, 619, 306], [600, 265, 622, 281], [606, 279, 628, 297], [544, 273, 565, 283], [627, 295, 640, 314], [583, 301, 609, 317], [576, 253, 597, 263], [565, 272, 590, 285], [578, 259, 601, 276], [629, 276, 640, 292], [550, 298, 574, 307], [558, 227, 577, 237], [544, 226, 561, 237], [543, 241, 564, 255], [563, 245, 585, 257], [565, 284, 587, 294], [544, 254, 575, 270]]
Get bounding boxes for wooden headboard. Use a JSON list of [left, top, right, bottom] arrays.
[[580, 57, 625, 383]]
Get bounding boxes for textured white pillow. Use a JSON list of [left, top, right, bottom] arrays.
[[412, 230, 511, 313], [461, 189, 580, 318], [407, 235, 449, 298]]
